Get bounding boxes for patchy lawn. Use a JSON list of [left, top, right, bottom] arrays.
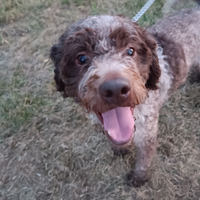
[[0, 0, 200, 199]]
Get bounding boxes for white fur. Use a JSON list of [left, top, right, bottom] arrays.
[[134, 46, 172, 146], [88, 46, 173, 147]]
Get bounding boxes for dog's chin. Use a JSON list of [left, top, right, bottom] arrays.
[[96, 107, 135, 146]]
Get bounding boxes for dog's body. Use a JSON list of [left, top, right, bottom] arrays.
[[51, 8, 200, 187]]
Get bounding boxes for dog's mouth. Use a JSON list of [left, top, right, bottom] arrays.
[[96, 107, 135, 145]]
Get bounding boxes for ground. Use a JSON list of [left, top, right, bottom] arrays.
[[0, 0, 200, 199]]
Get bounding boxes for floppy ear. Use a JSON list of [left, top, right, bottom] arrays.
[[134, 22, 161, 90], [50, 44, 68, 97], [144, 34, 161, 90]]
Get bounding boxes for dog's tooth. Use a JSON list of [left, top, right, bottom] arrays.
[[108, 131, 111, 136]]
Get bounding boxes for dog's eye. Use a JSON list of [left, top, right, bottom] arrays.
[[78, 55, 87, 65], [127, 48, 135, 56]]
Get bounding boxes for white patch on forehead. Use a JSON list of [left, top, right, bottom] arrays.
[[74, 16, 122, 56], [70, 15, 136, 58], [95, 38, 112, 53], [79, 15, 129, 38], [82, 15, 119, 30]]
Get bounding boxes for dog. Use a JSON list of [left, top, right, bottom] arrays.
[[162, 0, 200, 14], [50, 8, 200, 187]]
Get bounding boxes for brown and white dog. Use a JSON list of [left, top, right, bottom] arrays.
[[50, 8, 200, 187]]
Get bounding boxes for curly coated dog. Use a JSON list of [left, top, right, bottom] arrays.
[[50, 8, 200, 187]]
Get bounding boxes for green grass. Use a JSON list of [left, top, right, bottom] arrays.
[[62, 0, 87, 6], [0, 0, 55, 24], [136, 0, 166, 26], [0, 33, 2, 44], [62, 0, 165, 27], [0, 0, 166, 139], [1, 1, 200, 200], [0, 0, 195, 27], [0, 64, 51, 140], [0, 0, 165, 26]]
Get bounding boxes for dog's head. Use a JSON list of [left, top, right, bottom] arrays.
[[50, 15, 160, 146]]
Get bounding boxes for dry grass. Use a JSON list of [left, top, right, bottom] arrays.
[[0, 0, 200, 199]]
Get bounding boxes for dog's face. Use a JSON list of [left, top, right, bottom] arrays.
[[51, 15, 161, 146]]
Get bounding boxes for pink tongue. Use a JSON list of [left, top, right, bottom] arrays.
[[102, 107, 134, 143]]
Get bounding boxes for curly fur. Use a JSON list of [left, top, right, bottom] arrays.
[[50, 8, 200, 187]]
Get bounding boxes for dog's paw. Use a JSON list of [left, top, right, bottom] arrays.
[[126, 170, 150, 187]]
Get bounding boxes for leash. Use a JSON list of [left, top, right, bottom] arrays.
[[132, 0, 156, 22]]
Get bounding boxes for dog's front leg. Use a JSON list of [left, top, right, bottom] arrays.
[[127, 138, 157, 187], [127, 116, 158, 187]]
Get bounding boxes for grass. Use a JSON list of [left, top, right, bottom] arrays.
[[0, 64, 51, 140], [62, 0, 166, 27], [0, 0, 54, 24], [0, 0, 166, 138], [0, 0, 200, 200], [0, 0, 165, 26], [137, 0, 166, 26]]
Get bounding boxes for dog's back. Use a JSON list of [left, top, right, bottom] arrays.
[[148, 8, 200, 91]]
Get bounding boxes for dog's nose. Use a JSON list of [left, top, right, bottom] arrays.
[[99, 78, 130, 104]]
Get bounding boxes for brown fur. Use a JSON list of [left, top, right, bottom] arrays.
[[50, 9, 200, 187], [109, 25, 161, 90], [80, 61, 146, 113], [51, 21, 161, 104], [51, 28, 97, 99], [153, 33, 187, 92], [51, 19, 161, 113]]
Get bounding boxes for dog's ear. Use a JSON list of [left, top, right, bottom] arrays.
[[50, 44, 68, 97], [144, 33, 161, 90], [134, 23, 161, 90]]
